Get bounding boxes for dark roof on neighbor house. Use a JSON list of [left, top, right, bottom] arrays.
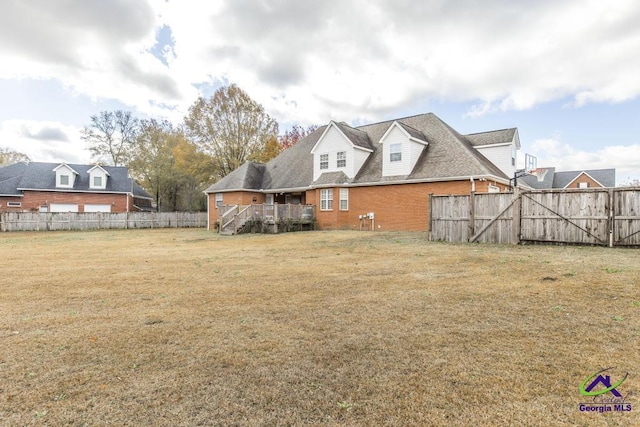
[[519, 168, 616, 189], [205, 112, 512, 193], [0, 161, 151, 198], [553, 168, 616, 188]]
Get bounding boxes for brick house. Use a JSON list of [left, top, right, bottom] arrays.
[[0, 161, 152, 212], [204, 113, 520, 232], [519, 167, 615, 189]]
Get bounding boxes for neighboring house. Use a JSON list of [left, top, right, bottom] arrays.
[[519, 167, 616, 189], [205, 112, 521, 232], [0, 161, 153, 212]]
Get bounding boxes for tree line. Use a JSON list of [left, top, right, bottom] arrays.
[[81, 84, 316, 211]]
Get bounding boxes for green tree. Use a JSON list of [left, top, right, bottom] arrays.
[[184, 84, 279, 179], [128, 119, 178, 211], [129, 120, 211, 212], [0, 147, 30, 166], [82, 110, 139, 166]]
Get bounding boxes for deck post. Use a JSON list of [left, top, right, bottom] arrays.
[[273, 203, 278, 233]]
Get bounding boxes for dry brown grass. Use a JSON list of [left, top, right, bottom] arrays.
[[0, 229, 638, 426]]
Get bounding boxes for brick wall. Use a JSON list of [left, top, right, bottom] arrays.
[[207, 191, 265, 229], [206, 179, 510, 232], [311, 179, 508, 231], [0, 191, 130, 212], [565, 173, 603, 189]]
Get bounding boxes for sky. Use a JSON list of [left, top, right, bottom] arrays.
[[1, 0, 639, 185]]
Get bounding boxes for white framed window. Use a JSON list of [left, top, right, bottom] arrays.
[[320, 188, 333, 210], [59, 174, 70, 186], [578, 182, 589, 189], [7, 202, 22, 207], [488, 184, 500, 193], [320, 153, 329, 170], [337, 151, 346, 168], [339, 188, 349, 210], [93, 176, 102, 187], [215, 193, 223, 207], [390, 143, 402, 162]]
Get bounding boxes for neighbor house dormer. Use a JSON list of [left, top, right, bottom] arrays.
[[466, 128, 520, 178], [53, 163, 79, 189], [310, 121, 373, 182], [380, 121, 429, 177], [87, 165, 110, 190]]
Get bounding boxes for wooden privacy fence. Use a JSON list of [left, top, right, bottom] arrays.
[[0, 211, 207, 232], [429, 188, 640, 247]]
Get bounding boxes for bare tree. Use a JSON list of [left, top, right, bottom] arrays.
[[0, 147, 30, 166], [82, 110, 139, 166]]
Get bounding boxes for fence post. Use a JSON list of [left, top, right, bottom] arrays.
[[511, 187, 521, 245], [0, 212, 5, 232], [608, 188, 614, 248], [468, 191, 475, 241], [427, 193, 433, 240]]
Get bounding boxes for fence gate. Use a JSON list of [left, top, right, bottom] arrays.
[[430, 188, 640, 247], [519, 189, 610, 246], [613, 188, 640, 246]]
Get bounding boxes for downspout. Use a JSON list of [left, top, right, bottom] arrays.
[[206, 193, 210, 231], [470, 177, 476, 192]]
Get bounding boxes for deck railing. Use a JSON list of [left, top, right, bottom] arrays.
[[218, 204, 315, 234]]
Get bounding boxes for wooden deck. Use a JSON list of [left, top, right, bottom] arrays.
[[217, 204, 316, 235]]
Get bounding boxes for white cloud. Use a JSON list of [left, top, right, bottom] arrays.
[[528, 136, 640, 185], [1, 0, 640, 125], [0, 120, 90, 164]]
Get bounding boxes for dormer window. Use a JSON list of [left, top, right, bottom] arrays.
[[390, 144, 402, 162], [53, 163, 78, 188], [87, 165, 109, 189], [320, 154, 329, 170], [337, 151, 346, 168]]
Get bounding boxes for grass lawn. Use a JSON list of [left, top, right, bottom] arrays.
[[0, 229, 638, 426]]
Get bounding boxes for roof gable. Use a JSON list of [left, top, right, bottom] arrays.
[[311, 121, 373, 154], [53, 163, 79, 175], [87, 164, 111, 176], [379, 121, 429, 145]]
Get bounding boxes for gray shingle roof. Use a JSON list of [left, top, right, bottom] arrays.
[[0, 162, 28, 195], [553, 169, 615, 188], [333, 121, 374, 151], [397, 122, 428, 142], [0, 161, 151, 198], [205, 113, 512, 193], [519, 168, 616, 189], [466, 128, 518, 147]]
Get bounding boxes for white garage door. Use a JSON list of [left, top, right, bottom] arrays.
[[84, 204, 112, 213], [50, 203, 79, 212]]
